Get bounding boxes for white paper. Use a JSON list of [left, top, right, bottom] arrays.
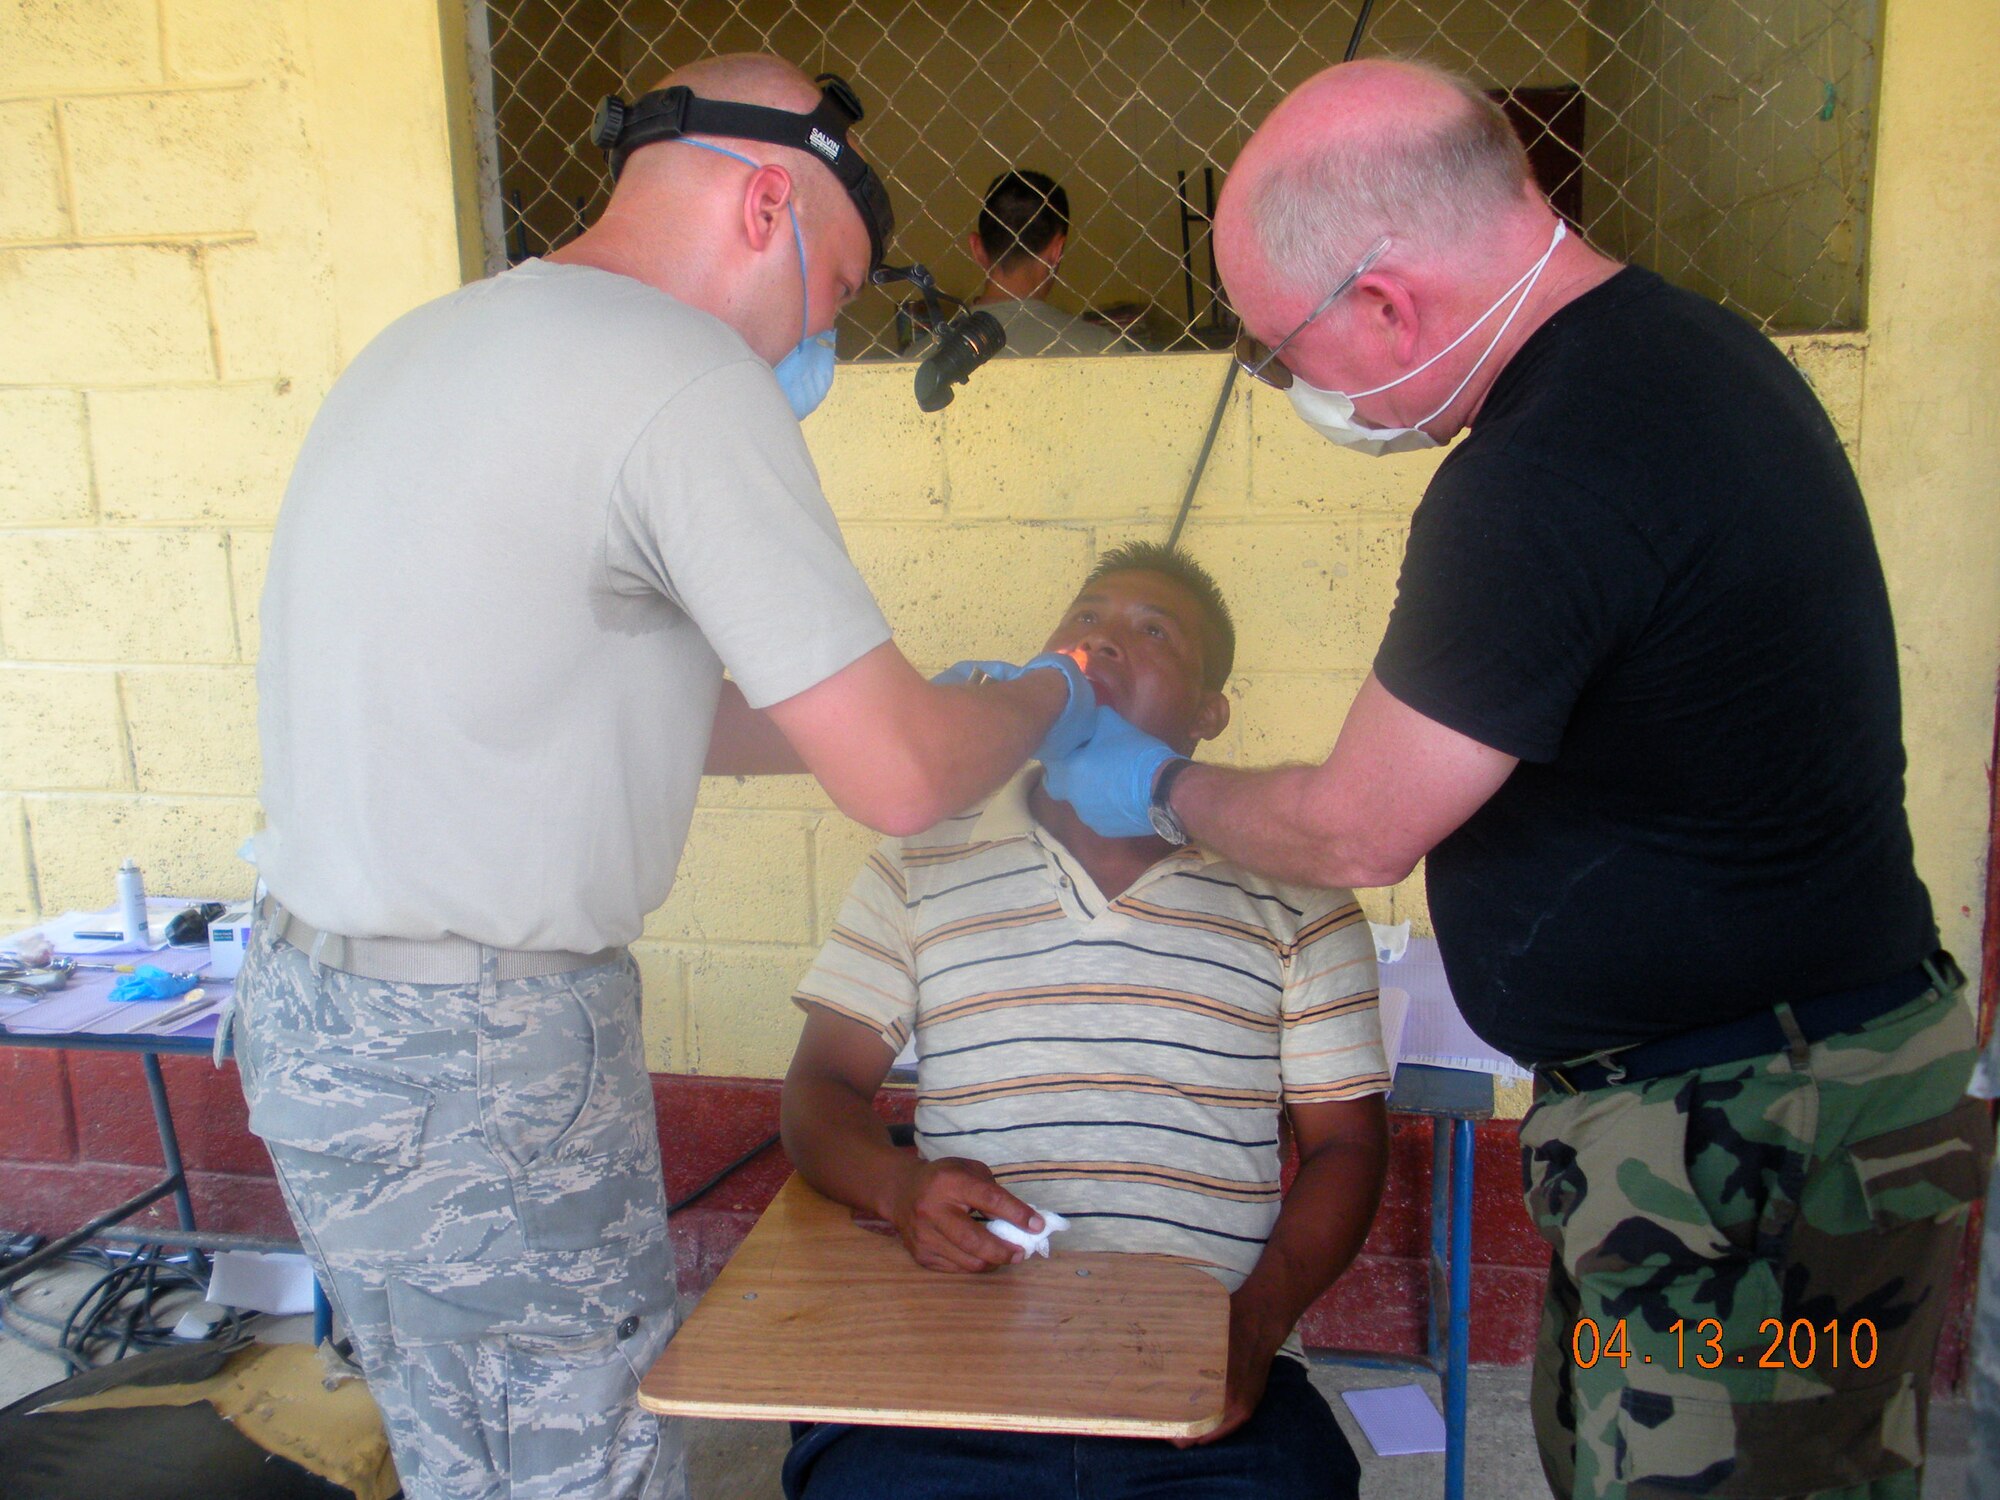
[[2, 990, 135, 1035], [207, 1250, 318, 1316], [116, 991, 222, 1036], [38, 904, 176, 955], [1972, 1033, 2000, 1101], [3, 988, 220, 1036], [1367, 919, 1411, 964], [172, 1303, 227, 1339], [1376, 986, 1410, 1083], [1341, 1383, 1447, 1456], [986, 1206, 1070, 1258], [1380, 937, 1530, 1080]]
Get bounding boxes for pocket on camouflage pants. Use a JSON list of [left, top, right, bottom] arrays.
[[1519, 991, 1988, 1499]]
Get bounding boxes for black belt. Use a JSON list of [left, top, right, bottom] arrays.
[[1535, 950, 1963, 1095]]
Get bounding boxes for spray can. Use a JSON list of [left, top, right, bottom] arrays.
[[117, 858, 149, 945]]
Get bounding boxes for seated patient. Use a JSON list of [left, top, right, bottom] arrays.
[[779, 541, 1389, 1500]]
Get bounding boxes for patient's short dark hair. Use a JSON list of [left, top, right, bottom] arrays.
[[1081, 541, 1236, 691], [978, 170, 1070, 269]]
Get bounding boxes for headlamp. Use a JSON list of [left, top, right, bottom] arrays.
[[593, 72, 895, 272], [872, 262, 1007, 412]]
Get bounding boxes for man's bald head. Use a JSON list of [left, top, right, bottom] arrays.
[[619, 53, 847, 224], [654, 51, 820, 106], [1222, 60, 1533, 298], [559, 51, 874, 369]]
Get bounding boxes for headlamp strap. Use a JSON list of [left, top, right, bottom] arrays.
[[593, 74, 892, 267]]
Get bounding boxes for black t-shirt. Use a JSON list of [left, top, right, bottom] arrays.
[[1374, 267, 1935, 1064]]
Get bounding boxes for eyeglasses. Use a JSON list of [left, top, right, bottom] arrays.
[[1233, 236, 1392, 391]]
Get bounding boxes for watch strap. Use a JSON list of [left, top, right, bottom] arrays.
[[1150, 756, 1194, 844]]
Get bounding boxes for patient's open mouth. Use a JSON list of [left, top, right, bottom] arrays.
[[1057, 646, 1124, 711]]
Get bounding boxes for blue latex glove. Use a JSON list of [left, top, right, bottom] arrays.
[[108, 965, 200, 1002], [933, 653, 1097, 763], [1041, 705, 1182, 838]]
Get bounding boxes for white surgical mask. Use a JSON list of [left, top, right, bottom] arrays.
[[673, 138, 838, 420], [1289, 219, 1566, 456]]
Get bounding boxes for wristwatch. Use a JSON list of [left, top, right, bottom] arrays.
[[1149, 757, 1194, 845]]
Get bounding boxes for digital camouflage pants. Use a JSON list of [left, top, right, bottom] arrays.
[[1522, 986, 1989, 1500], [233, 917, 686, 1500]]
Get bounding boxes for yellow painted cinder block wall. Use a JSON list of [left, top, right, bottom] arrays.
[[4, 3, 1995, 1109], [0, 0, 471, 922], [655, 337, 1871, 1082]]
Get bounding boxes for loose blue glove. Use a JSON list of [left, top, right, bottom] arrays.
[[931, 658, 1021, 687], [933, 653, 1097, 763], [108, 965, 201, 1003], [1041, 705, 1181, 838]]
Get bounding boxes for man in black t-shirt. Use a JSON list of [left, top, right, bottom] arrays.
[[1035, 58, 1989, 1500]]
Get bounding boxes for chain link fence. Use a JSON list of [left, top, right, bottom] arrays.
[[465, 0, 1880, 354]]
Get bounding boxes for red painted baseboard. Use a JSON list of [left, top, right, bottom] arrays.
[[0, 1054, 1973, 1381], [0, 1055, 1545, 1361]]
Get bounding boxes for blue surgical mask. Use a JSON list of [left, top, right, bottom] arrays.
[[671, 138, 838, 420], [771, 207, 837, 419], [1289, 219, 1566, 456]]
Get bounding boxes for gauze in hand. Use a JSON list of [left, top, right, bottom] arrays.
[[984, 1206, 1071, 1259]]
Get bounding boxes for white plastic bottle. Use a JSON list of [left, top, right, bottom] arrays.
[[117, 858, 149, 944]]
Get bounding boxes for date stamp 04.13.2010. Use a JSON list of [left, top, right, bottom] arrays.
[[1571, 1317, 1881, 1371]]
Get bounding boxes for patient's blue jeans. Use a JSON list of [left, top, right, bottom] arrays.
[[781, 1355, 1360, 1500]]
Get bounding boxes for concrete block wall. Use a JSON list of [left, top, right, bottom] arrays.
[[666, 338, 1870, 1083], [0, 0, 467, 932], [0, 0, 315, 935]]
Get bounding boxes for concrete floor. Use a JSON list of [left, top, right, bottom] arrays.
[[0, 1259, 1974, 1499]]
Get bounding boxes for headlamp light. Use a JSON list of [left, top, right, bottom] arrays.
[[872, 262, 1008, 412]]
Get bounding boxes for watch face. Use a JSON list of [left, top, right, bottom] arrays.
[[1150, 804, 1188, 846]]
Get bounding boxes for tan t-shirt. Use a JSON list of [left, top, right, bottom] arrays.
[[982, 296, 1128, 357], [254, 260, 889, 953]]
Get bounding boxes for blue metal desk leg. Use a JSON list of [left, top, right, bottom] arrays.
[[140, 1051, 198, 1236], [140, 1050, 207, 1280], [1445, 1116, 1474, 1500], [1429, 1126, 1448, 1367]]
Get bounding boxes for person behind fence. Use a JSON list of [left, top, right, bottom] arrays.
[[959, 168, 1124, 357], [776, 540, 1387, 1500], [232, 51, 1129, 1500], [1029, 57, 1991, 1500]]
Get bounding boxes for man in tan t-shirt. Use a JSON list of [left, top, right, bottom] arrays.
[[240, 54, 1121, 1500], [962, 169, 1125, 357]]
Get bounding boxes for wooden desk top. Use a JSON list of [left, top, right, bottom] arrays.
[[640, 1176, 1229, 1438]]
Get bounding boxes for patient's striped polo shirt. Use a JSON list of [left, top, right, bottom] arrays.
[[793, 773, 1388, 1292]]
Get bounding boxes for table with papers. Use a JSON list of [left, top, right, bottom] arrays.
[[0, 900, 258, 1298], [2, 899, 232, 1045]]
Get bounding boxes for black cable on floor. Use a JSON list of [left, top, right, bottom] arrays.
[[0, 1244, 248, 1374]]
